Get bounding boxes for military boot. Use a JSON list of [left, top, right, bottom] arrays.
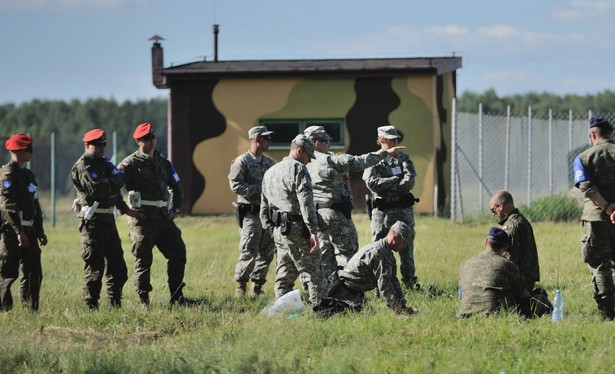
[[235, 281, 247, 298], [108, 294, 122, 308], [251, 282, 264, 297], [138, 293, 150, 308], [85, 299, 99, 311]]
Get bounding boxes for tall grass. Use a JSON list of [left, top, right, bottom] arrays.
[[0, 202, 612, 373]]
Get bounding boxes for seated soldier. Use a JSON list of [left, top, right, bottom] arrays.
[[316, 221, 418, 317], [457, 227, 552, 318]]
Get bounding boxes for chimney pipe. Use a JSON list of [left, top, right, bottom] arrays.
[[213, 24, 219, 62], [149, 35, 166, 88]]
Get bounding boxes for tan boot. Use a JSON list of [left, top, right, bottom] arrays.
[[235, 282, 246, 298], [251, 283, 264, 297]]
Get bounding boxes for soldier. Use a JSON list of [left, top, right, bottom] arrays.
[[119, 123, 193, 307], [71, 129, 143, 310], [228, 126, 276, 297], [304, 125, 405, 277], [457, 227, 551, 318], [260, 134, 325, 307], [363, 125, 419, 290], [0, 134, 47, 311], [317, 221, 418, 317], [574, 117, 615, 320], [489, 190, 540, 291]]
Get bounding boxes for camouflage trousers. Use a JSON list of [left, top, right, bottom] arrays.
[[272, 224, 325, 306], [129, 217, 187, 298], [317, 208, 358, 278], [78, 218, 128, 304], [370, 207, 417, 285], [234, 212, 275, 285], [0, 227, 42, 311], [580, 221, 615, 316]]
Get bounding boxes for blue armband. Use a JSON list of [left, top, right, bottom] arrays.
[[573, 155, 591, 187], [166, 158, 181, 185]]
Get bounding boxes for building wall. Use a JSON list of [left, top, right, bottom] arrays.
[[169, 73, 456, 215]]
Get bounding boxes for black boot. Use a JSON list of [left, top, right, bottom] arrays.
[[108, 294, 122, 308], [86, 299, 99, 311], [138, 293, 150, 308]]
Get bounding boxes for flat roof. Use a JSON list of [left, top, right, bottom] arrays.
[[162, 57, 462, 81]]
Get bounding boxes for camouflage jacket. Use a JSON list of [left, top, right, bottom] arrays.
[[362, 151, 416, 200], [71, 153, 130, 220], [458, 249, 529, 317], [228, 150, 275, 205], [0, 160, 44, 236], [574, 139, 615, 221], [307, 149, 386, 204], [260, 156, 318, 234], [499, 209, 540, 286], [119, 150, 183, 218], [339, 238, 406, 311]]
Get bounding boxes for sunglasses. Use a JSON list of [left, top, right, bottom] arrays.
[[89, 141, 107, 147], [140, 134, 156, 141], [260, 135, 272, 141], [490, 204, 500, 214]]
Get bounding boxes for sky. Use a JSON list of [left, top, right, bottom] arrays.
[[2, 0, 615, 105]]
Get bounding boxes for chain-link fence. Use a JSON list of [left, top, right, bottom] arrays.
[[450, 99, 613, 222]]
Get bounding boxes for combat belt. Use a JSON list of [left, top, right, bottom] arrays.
[[315, 200, 353, 220], [268, 209, 309, 239], [231, 202, 260, 229], [365, 193, 420, 220]]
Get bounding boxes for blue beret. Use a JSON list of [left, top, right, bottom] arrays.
[[589, 117, 612, 129], [488, 227, 509, 243]]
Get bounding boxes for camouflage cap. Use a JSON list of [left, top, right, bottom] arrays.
[[377, 125, 401, 139], [487, 227, 509, 244], [390, 221, 412, 242], [249, 126, 274, 140], [589, 117, 612, 130], [292, 134, 316, 158], [304, 125, 332, 141]]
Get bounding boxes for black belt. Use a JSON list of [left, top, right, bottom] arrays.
[[238, 203, 260, 214], [373, 193, 418, 210]]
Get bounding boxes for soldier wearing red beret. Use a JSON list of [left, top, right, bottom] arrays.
[[71, 129, 144, 310], [118, 123, 195, 307], [0, 134, 47, 311]]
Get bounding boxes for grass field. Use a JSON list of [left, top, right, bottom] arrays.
[[1, 203, 614, 373]]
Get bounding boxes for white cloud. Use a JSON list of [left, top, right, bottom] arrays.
[[478, 24, 519, 38], [554, 0, 615, 20]]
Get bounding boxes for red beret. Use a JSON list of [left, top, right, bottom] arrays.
[[5, 134, 33, 151], [133, 123, 154, 140], [83, 129, 106, 143]]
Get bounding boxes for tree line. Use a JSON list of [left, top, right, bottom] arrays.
[[457, 88, 615, 117]]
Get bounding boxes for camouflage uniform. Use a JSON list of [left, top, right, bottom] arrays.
[[457, 249, 529, 317], [260, 156, 325, 306], [499, 209, 540, 291], [228, 150, 275, 288], [71, 153, 130, 308], [0, 161, 45, 311], [574, 138, 615, 318], [119, 150, 187, 303], [331, 238, 407, 312], [363, 151, 418, 287], [307, 149, 387, 277]]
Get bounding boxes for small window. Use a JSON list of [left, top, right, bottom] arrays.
[[258, 119, 345, 149]]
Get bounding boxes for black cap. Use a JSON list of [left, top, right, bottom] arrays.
[[488, 227, 509, 244], [589, 117, 612, 130]]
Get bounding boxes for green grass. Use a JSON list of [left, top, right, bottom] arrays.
[[1, 203, 613, 373]]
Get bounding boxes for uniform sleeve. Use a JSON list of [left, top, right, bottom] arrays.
[[375, 253, 407, 311], [295, 164, 319, 234], [329, 149, 386, 173], [398, 155, 417, 191], [72, 159, 118, 201], [0, 168, 23, 234], [228, 157, 259, 200], [363, 163, 404, 193], [505, 220, 522, 265], [166, 159, 184, 211], [29, 171, 45, 236]]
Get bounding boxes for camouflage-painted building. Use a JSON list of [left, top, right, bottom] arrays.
[[151, 41, 461, 215]]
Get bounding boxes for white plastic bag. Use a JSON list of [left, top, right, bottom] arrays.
[[262, 290, 305, 317]]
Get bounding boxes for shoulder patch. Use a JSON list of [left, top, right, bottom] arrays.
[[2, 180, 11, 188], [233, 162, 242, 170], [121, 162, 128, 167], [3, 171, 10, 176], [90, 171, 99, 180]]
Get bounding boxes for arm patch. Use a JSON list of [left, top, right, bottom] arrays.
[[573, 155, 591, 187]]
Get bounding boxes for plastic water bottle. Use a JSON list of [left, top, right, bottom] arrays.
[[552, 289, 564, 322]]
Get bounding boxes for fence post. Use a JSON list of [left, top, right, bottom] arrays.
[[568, 109, 573, 153], [588, 110, 593, 145], [527, 106, 532, 207], [478, 103, 483, 213], [505, 105, 511, 191], [50, 132, 56, 228], [450, 98, 457, 223], [549, 108, 553, 194]]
